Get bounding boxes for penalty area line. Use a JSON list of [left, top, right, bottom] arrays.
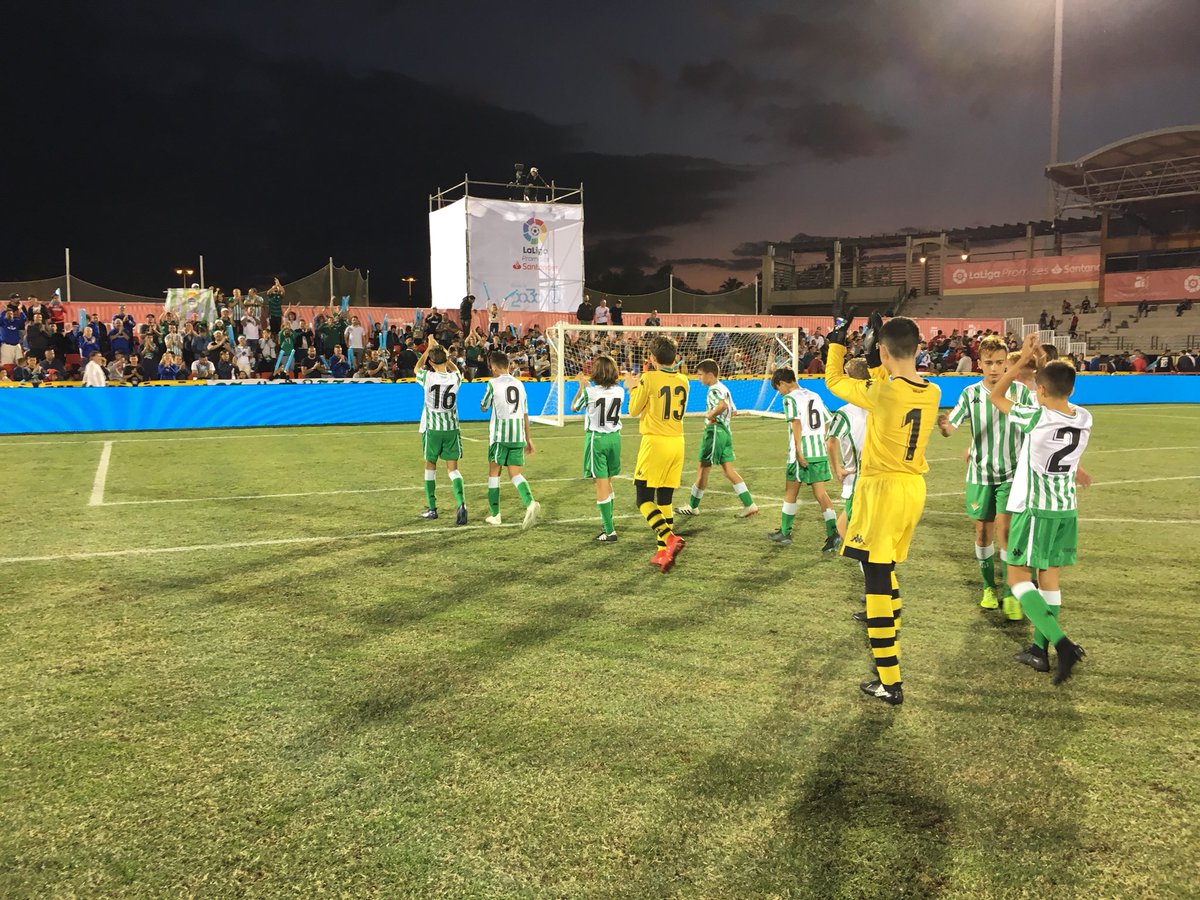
[[88, 442, 113, 507]]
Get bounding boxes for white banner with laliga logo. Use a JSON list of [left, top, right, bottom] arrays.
[[429, 198, 584, 313]]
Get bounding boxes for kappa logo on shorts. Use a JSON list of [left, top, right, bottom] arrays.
[[850, 533, 865, 545]]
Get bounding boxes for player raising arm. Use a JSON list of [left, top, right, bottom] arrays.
[[989, 334, 1090, 684], [676, 359, 758, 520], [481, 351, 540, 530], [626, 336, 689, 572], [825, 357, 870, 541], [825, 310, 941, 706], [416, 336, 468, 525], [571, 355, 625, 543]]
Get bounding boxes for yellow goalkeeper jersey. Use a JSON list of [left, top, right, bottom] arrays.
[[824, 342, 940, 476], [628, 367, 689, 437]]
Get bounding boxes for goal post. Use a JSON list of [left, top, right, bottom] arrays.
[[532, 323, 800, 427]]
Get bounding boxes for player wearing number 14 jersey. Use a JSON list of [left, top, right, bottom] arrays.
[[481, 351, 540, 531], [825, 313, 941, 706], [416, 338, 468, 525], [571, 355, 625, 542], [626, 336, 689, 572]]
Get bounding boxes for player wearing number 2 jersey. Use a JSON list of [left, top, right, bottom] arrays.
[[767, 368, 838, 550], [676, 359, 758, 521], [415, 337, 468, 525], [826, 313, 941, 706], [990, 335, 1091, 685], [571, 355, 625, 542], [481, 351, 540, 531], [626, 336, 689, 572]]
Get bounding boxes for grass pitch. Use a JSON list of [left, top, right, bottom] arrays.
[[1, 404, 1198, 898]]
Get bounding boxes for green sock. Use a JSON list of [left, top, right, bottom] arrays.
[[781, 501, 797, 536], [823, 510, 837, 537], [598, 496, 614, 534], [424, 474, 436, 509], [980, 558, 995, 589], [450, 474, 466, 506], [688, 485, 703, 509], [488, 484, 501, 516], [1018, 587, 1065, 646], [1032, 595, 1061, 649], [732, 481, 754, 507], [998, 553, 1009, 594], [514, 476, 533, 508]]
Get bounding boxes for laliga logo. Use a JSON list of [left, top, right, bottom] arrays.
[[952, 268, 968, 285], [1185, 274, 1200, 294], [1051, 265, 1063, 275], [1134, 275, 1149, 289], [522, 217, 546, 245]]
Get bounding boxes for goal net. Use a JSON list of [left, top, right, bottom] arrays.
[[533, 323, 800, 426]]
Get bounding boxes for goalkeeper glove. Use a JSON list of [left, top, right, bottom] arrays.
[[828, 293, 855, 346], [863, 312, 884, 367]]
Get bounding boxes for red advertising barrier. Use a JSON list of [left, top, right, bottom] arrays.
[[943, 254, 1100, 294], [1103, 268, 1200, 305]]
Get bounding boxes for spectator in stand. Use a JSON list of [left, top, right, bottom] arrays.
[[423, 309, 444, 339], [805, 352, 825, 375], [257, 332, 278, 375], [612, 298, 624, 326], [25, 313, 51, 362], [41, 349, 62, 380], [488, 302, 501, 335], [1101, 305, 1112, 331], [576, 294, 595, 324], [187, 323, 208, 365], [113, 304, 136, 337], [1061, 298, 1072, 315], [594, 298, 611, 326], [109, 318, 131, 358], [1069, 314, 1079, 337], [1177, 348, 1197, 373], [298, 347, 326, 378], [206, 328, 230, 363], [1047, 315, 1058, 331], [233, 337, 253, 376], [1, 302, 27, 365], [282, 308, 301, 336], [191, 355, 216, 380], [359, 349, 389, 379], [124, 354, 143, 385], [293, 319, 315, 355], [215, 350, 235, 380], [645, 309, 661, 327], [328, 346, 351, 378], [459, 294, 475, 331], [265, 280, 284, 333], [164, 324, 184, 362], [1154, 350, 1174, 373], [83, 351, 107, 386], [77, 325, 100, 360], [395, 340, 419, 378], [106, 353, 126, 382], [1081, 296, 1092, 313], [11, 356, 35, 383], [956, 350, 975, 373], [241, 312, 260, 353], [344, 316, 366, 356], [1137, 299, 1150, 320], [278, 327, 295, 361]]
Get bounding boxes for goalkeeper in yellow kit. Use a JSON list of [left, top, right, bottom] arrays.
[[625, 335, 689, 572], [825, 307, 941, 706]]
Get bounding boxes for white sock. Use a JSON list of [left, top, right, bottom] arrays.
[[449, 470, 463, 484], [822, 508, 836, 521], [782, 501, 798, 515], [424, 470, 436, 482], [1012, 580, 1037, 599], [691, 485, 704, 500], [975, 543, 995, 560], [487, 476, 500, 489], [511, 474, 527, 488], [1000, 548, 1009, 563], [1042, 590, 1062, 607], [732, 481, 749, 497]]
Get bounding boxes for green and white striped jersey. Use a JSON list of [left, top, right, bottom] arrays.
[[783, 387, 829, 463], [572, 383, 625, 433], [482, 373, 527, 444], [1007, 403, 1093, 514], [416, 368, 461, 433], [829, 403, 868, 481], [948, 380, 1035, 484], [705, 381, 735, 429]]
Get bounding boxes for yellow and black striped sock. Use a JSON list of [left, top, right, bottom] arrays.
[[864, 562, 900, 686], [657, 504, 675, 539], [890, 569, 903, 661], [640, 500, 672, 549]]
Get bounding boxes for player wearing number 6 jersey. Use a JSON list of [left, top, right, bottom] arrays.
[[571, 355, 625, 542], [767, 368, 838, 550], [481, 351, 540, 531], [626, 336, 689, 572], [676, 359, 758, 520], [990, 335, 1091, 684], [826, 313, 941, 706], [415, 337, 468, 525]]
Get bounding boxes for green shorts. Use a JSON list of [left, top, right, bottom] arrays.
[[698, 425, 735, 465], [786, 458, 831, 485], [843, 495, 854, 525], [583, 430, 622, 479], [488, 441, 525, 467], [965, 481, 1012, 521], [422, 429, 463, 463], [1007, 509, 1078, 570]]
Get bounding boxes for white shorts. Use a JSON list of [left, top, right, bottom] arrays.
[[0, 343, 22, 365]]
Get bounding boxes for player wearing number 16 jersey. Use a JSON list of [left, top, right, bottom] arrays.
[[571, 355, 625, 542], [481, 351, 540, 531], [990, 336, 1091, 685], [626, 336, 689, 572], [826, 314, 941, 706], [415, 338, 468, 525]]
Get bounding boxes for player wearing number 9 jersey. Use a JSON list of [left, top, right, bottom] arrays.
[[826, 314, 941, 706], [481, 351, 540, 531], [571, 355, 625, 542], [415, 338, 468, 524], [626, 336, 689, 572]]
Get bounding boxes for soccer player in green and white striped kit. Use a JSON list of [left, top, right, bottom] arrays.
[[571, 355, 625, 542], [767, 367, 839, 550], [675, 359, 758, 520], [937, 335, 1033, 619], [988, 334, 1091, 684], [416, 335, 469, 525], [481, 351, 540, 530]]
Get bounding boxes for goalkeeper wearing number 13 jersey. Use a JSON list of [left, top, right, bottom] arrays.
[[627, 336, 689, 572]]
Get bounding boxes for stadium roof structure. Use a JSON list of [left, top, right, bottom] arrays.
[[1046, 125, 1200, 213], [771, 217, 1099, 255]]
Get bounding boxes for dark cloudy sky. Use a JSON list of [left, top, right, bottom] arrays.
[[5, 0, 1200, 298]]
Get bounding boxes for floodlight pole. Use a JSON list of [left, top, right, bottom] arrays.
[[64, 247, 72, 304], [1048, 0, 1064, 221]]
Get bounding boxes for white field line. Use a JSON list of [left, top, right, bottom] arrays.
[[926, 473, 1200, 499], [88, 442, 113, 507], [0, 505, 754, 565], [919, 509, 1199, 526]]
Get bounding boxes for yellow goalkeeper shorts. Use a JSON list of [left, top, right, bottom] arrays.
[[634, 435, 684, 489], [842, 473, 926, 565]]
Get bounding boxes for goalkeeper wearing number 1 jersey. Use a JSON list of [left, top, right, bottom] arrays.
[[626, 336, 689, 573], [825, 313, 940, 706]]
